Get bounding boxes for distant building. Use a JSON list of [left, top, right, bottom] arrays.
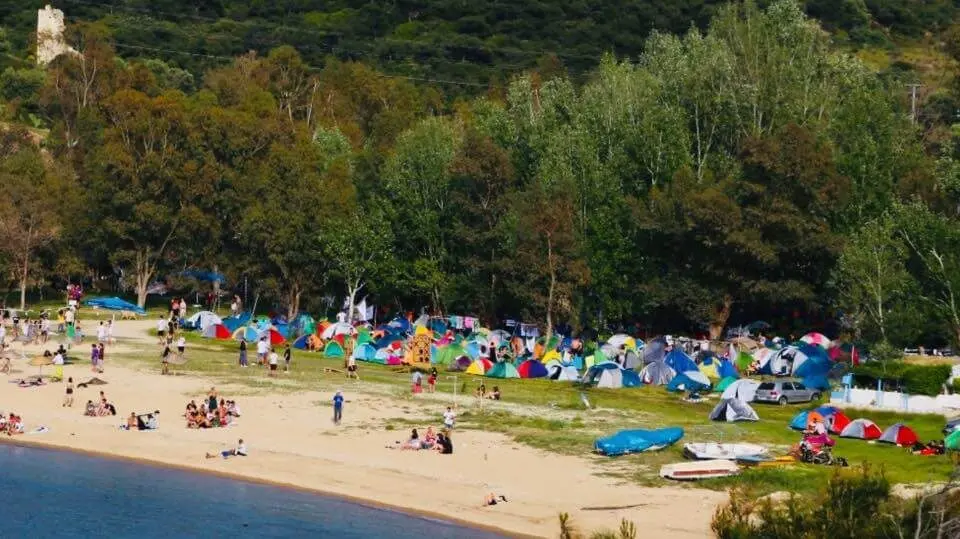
[[37, 4, 77, 66]]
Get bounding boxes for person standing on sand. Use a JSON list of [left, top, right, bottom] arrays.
[[97, 321, 106, 344], [63, 377, 74, 407], [257, 337, 268, 366], [238, 339, 248, 368], [161, 344, 171, 375], [156, 316, 166, 345], [443, 406, 456, 430], [333, 390, 344, 425], [107, 319, 114, 345], [97, 343, 105, 373], [90, 344, 99, 373]]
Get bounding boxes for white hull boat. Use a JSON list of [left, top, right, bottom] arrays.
[[660, 459, 739, 481], [683, 442, 767, 461]]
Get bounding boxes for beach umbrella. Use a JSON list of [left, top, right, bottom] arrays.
[[28, 355, 52, 375]]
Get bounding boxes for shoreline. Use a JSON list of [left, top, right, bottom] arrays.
[[0, 436, 524, 537]]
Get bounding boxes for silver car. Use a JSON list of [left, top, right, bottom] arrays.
[[754, 381, 820, 405]]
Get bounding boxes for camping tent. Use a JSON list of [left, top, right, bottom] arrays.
[[517, 359, 548, 378], [640, 361, 675, 385], [486, 362, 520, 379], [735, 351, 754, 372], [352, 343, 378, 361], [709, 398, 760, 422], [879, 423, 919, 446], [545, 360, 579, 381], [665, 349, 697, 374], [715, 376, 737, 393], [698, 357, 720, 379], [606, 334, 637, 351], [720, 379, 760, 402], [801, 332, 832, 348], [789, 406, 850, 434], [263, 328, 285, 345], [584, 362, 642, 389], [321, 322, 354, 339], [642, 337, 667, 364], [466, 359, 492, 375], [202, 324, 231, 340], [292, 335, 310, 350], [947, 429, 960, 451], [666, 372, 710, 393], [840, 418, 882, 440], [233, 326, 260, 343], [290, 313, 316, 337], [715, 358, 739, 379], [324, 341, 345, 359], [186, 311, 222, 331]]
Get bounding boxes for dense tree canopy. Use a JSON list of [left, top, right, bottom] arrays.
[[4, 0, 960, 350]]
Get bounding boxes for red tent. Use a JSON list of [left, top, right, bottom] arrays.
[[879, 423, 918, 446], [213, 324, 231, 340], [267, 328, 285, 345], [824, 410, 851, 434]]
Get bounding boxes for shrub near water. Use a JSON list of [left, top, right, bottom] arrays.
[[711, 465, 960, 539]]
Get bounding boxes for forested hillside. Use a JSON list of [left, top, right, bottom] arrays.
[[3, 1, 960, 348], [0, 1, 958, 86]]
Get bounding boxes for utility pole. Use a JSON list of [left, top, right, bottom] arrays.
[[908, 83, 921, 124]]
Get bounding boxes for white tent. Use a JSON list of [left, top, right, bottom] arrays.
[[709, 398, 760, 422], [721, 379, 760, 402], [545, 360, 579, 381], [640, 361, 675, 385], [321, 322, 355, 339], [187, 311, 222, 331], [596, 368, 624, 389]]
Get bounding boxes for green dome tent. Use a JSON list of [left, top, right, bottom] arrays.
[[435, 344, 468, 366], [324, 341, 345, 358], [735, 352, 754, 372], [947, 429, 960, 451], [486, 362, 520, 379], [356, 327, 372, 346], [715, 376, 738, 393]]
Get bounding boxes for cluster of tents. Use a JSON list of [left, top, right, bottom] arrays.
[[789, 406, 920, 446]]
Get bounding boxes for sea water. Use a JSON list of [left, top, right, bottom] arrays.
[[0, 444, 506, 538]]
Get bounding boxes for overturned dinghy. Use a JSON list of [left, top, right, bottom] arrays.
[[594, 427, 684, 456], [683, 443, 767, 461], [660, 459, 739, 481]]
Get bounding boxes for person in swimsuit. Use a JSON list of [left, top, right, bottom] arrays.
[[63, 377, 74, 407]]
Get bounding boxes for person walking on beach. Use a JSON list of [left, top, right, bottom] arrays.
[[443, 406, 456, 430], [177, 334, 186, 361], [90, 343, 99, 373], [97, 321, 106, 344], [283, 343, 292, 373], [107, 319, 114, 344], [333, 390, 344, 425], [161, 344, 172, 375], [238, 338, 248, 368], [346, 355, 359, 380], [63, 377, 74, 407], [156, 315, 166, 345], [97, 343, 105, 373]]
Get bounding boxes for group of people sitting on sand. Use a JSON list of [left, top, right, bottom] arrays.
[[84, 391, 117, 417], [912, 440, 947, 455], [121, 411, 159, 431], [0, 412, 24, 435], [185, 387, 240, 429], [392, 427, 454, 454]]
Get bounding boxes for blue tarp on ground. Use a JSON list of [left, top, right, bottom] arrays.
[[221, 312, 251, 332], [665, 349, 697, 374], [84, 297, 146, 315], [594, 427, 684, 456]]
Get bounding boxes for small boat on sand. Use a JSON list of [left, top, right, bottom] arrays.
[[660, 459, 739, 481], [683, 442, 767, 461]]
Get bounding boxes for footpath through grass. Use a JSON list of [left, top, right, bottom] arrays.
[[113, 330, 956, 496]]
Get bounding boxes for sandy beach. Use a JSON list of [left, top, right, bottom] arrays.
[[0, 320, 724, 538]]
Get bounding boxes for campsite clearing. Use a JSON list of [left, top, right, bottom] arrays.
[[106, 325, 956, 496]]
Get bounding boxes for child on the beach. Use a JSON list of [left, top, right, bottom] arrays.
[[333, 391, 344, 425], [443, 406, 455, 430], [427, 368, 437, 393], [207, 439, 247, 459]]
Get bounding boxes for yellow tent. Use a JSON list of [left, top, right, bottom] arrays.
[[699, 361, 719, 379], [415, 325, 431, 336], [584, 354, 596, 369], [542, 350, 561, 363], [465, 360, 487, 375]]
